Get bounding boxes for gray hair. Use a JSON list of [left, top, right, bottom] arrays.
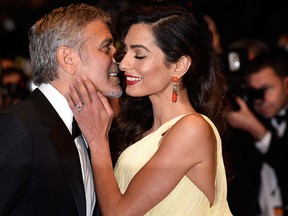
[[28, 3, 111, 85]]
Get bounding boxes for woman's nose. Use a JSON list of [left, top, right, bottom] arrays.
[[119, 55, 129, 71], [119, 62, 125, 71]]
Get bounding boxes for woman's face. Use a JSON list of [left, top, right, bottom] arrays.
[[119, 23, 174, 99]]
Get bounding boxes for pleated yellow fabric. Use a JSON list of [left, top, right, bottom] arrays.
[[114, 114, 232, 216]]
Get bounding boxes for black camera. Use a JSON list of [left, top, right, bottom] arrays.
[[246, 87, 265, 101], [226, 48, 265, 110], [226, 48, 249, 110]]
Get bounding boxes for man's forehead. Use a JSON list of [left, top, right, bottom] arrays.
[[84, 20, 113, 43]]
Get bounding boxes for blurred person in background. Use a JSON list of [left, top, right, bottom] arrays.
[[204, 14, 224, 57], [0, 67, 30, 108], [277, 33, 288, 52], [229, 37, 271, 62], [0, 57, 14, 69], [228, 49, 288, 216], [224, 38, 272, 216]]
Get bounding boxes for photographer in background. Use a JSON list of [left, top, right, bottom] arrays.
[[228, 49, 288, 216], [224, 38, 272, 216], [229, 38, 271, 62], [225, 38, 271, 110]]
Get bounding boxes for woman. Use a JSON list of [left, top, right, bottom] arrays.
[[66, 4, 232, 216]]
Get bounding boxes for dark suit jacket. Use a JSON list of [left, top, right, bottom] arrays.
[[0, 89, 99, 216], [225, 127, 263, 216]]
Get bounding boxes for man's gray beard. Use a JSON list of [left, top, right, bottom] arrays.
[[104, 89, 123, 99]]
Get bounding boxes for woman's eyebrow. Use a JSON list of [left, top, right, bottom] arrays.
[[130, 44, 150, 52]]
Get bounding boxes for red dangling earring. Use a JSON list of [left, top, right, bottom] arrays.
[[172, 76, 179, 103]]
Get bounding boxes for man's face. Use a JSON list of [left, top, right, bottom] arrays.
[[247, 67, 288, 118], [76, 20, 122, 98]]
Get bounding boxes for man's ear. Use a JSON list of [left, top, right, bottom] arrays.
[[56, 46, 77, 75], [173, 55, 191, 77]]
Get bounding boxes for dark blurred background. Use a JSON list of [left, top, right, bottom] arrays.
[[1, 0, 287, 59]]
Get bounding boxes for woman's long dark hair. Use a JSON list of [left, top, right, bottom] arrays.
[[110, 4, 229, 164]]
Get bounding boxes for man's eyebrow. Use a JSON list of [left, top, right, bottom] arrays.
[[99, 37, 114, 47], [130, 44, 150, 52]]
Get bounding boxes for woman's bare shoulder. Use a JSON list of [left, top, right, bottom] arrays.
[[163, 113, 216, 151]]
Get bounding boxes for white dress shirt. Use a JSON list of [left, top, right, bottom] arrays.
[[256, 108, 287, 216], [38, 83, 95, 216]]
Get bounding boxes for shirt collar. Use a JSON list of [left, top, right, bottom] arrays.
[[278, 105, 288, 116]]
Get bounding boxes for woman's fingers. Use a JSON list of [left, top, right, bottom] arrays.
[[81, 76, 97, 96], [66, 76, 112, 116], [66, 82, 83, 113], [97, 92, 114, 117], [73, 76, 87, 108], [79, 76, 113, 115], [65, 92, 76, 113], [81, 76, 106, 113]]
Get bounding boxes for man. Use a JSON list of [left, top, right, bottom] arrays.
[[228, 49, 288, 216], [225, 38, 270, 216], [0, 3, 122, 216]]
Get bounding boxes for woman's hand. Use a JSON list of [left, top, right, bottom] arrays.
[[65, 76, 114, 145]]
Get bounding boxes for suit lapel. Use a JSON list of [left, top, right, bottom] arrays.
[[28, 89, 86, 216]]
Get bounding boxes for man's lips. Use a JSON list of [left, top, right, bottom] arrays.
[[108, 67, 119, 77], [108, 72, 118, 77]]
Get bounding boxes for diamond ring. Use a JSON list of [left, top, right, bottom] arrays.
[[75, 103, 84, 112]]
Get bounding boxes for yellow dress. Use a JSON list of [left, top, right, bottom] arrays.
[[114, 114, 233, 216]]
